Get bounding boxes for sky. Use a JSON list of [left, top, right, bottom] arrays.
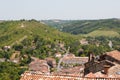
[[0, 0, 120, 20]]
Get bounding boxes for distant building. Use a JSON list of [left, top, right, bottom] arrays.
[[3, 46, 11, 51], [108, 40, 113, 49], [62, 54, 88, 66], [55, 52, 62, 58], [62, 57, 88, 65], [29, 59, 50, 74], [55, 66, 84, 77], [80, 39, 88, 45]]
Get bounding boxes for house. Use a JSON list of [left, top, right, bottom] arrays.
[[29, 59, 50, 74], [80, 39, 88, 45], [20, 71, 84, 80], [65, 53, 75, 58], [84, 59, 115, 75], [3, 46, 11, 51], [100, 50, 120, 64], [55, 52, 62, 58], [62, 57, 88, 65], [84, 50, 120, 78], [108, 65, 120, 78], [85, 72, 107, 78], [55, 66, 84, 77], [62, 54, 88, 67]]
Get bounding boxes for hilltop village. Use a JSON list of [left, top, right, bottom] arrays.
[[20, 50, 120, 80], [0, 20, 120, 80]]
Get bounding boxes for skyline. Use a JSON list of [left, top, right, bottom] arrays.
[[0, 0, 120, 20]]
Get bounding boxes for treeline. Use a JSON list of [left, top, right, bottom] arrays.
[[43, 18, 120, 35]]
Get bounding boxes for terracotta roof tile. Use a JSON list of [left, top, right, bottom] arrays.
[[106, 50, 120, 61], [20, 71, 120, 80]]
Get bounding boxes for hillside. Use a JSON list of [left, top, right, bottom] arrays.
[[42, 19, 120, 37], [0, 20, 82, 80], [0, 20, 78, 47], [1, 20, 120, 80]]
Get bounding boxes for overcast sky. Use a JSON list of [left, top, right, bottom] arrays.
[[0, 0, 120, 20]]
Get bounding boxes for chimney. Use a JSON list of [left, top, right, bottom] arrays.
[[103, 65, 110, 74], [88, 53, 95, 62]]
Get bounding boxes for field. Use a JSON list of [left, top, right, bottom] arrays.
[[85, 30, 120, 37]]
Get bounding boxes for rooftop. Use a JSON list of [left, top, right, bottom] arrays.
[[106, 50, 120, 61], [62, 57, 88, 64], [20, 71, 120, 80], [29, 59, 50, 73]]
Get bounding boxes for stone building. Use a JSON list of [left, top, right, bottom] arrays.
[[84, 50, 120, 78], [29, 59, 50, 74], [62, 54, 88, 67]]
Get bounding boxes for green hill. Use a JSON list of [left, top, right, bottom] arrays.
[[0, 20, 82, 80], [0, 20, 78, 47], [42, 19, 120, 37], [1, 19, 120, 80]]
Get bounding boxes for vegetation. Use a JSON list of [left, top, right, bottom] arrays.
[[85, 30, 119, 37], [1, 19, 120, 79], [42, 18, 120, 37], [0, 62, 27, 80]]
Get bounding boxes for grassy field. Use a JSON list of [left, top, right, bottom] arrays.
[[85, 30, 120, 37]]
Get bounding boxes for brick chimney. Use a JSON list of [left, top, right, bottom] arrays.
[[103, 65, 110, 74], [88, 53, 95, 62]]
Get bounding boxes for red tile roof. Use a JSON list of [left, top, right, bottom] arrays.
[[62, 57, 88, 64], [85, 72, 96, 78], [29, 60, 50, 73], [20, 71, 120, 80], [106, 50, 120, 61]]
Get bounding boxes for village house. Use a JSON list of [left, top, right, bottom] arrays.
[[84, 50, 120, 78], [20, 51, 120, 80], [20, 71, 120, 80], [100, 50, 120, 64], [62, 54, 88, 67], [55, 52, 62, 58], [80, 39, 88, 45], [29, 59, 50, 74], [3, 46, 11, 51], [54, 66, 84, 77]]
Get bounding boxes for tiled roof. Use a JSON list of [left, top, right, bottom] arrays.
[[108, 65, 120, 78], [20, 71, 120, 80], [29, 60, 50, 73], [55, 66, 84, 77], [62, 57, 88, 64], [85, 71, 120, 79], [85, 72, 96, 78], [106, 50, 120, 61], [20, 71, 80, 80]]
